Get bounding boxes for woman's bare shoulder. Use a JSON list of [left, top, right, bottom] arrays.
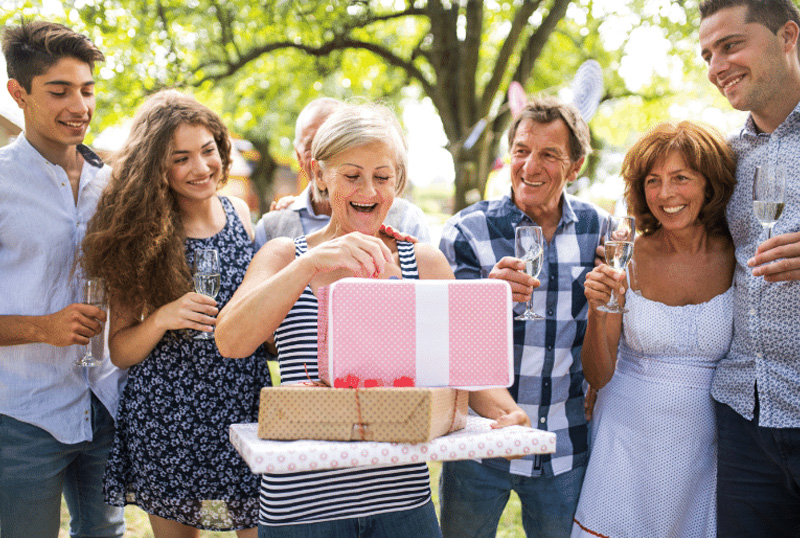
[[414, 243, 455, 280], [253, 236, 297, 268]]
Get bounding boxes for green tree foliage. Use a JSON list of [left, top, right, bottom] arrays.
[[1, 0, 739, 212]]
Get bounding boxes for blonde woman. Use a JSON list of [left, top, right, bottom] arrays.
[[217, 103, 527, 537]]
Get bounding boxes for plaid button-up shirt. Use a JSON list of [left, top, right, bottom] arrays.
[[439, 193, 607, 476]]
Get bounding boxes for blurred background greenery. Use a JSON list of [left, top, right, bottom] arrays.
[[2, 0, 747, 225]]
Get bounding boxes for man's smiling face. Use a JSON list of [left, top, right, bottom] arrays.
[[509, 118, 582, 220], [9, 56, 95, 153]]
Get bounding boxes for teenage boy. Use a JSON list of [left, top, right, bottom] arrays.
[[0, 20, 125, 538], [700, 1, 800, 536]]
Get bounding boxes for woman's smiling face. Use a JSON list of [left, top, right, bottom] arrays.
[[316, 141, 398, 235], [167, 123, 222, 203], [644, 151, 708, 231]]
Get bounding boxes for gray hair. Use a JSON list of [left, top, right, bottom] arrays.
[[294, 97, 342, 148], [507, 95, 592, 163], [312, 103, 408, 199]]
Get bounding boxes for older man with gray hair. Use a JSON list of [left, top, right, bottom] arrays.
[[254, 97, 430, 248], [438, 95, 607, 538]]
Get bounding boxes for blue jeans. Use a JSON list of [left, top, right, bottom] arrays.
[[439, 460, 585, 538], [0, 394, 124, 538], [258, 501, 442, 538], [716, 400, 800, 538]]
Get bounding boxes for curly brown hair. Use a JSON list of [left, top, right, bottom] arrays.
[[622, 121, 736, 237], [82, 89, 232, 315]]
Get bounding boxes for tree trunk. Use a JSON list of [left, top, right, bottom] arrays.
[[249, 138, 277, 216], [452, 147, 480, 212]]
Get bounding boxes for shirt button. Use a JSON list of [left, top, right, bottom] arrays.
[[749, 308, 757, 315], [550, 275, 555, 281], [547, 345, 553, 351], [547, 310, 554, 316], [539, 417, 546, 424], [756, 352, 763, 359]]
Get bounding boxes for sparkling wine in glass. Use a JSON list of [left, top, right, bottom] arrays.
[[514, 226, 545, 321], [753, 165, 786, 240], [193, 248, 220, 340], [75, 278, 106, 367], [598, 216, 635, 314]]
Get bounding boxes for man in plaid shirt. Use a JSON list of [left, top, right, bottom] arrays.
[[438, 96, 607, 538]]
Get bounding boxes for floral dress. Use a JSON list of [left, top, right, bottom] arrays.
[[104, 196, 270, 531]]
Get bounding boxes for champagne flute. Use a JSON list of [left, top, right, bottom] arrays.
[[75, 278, 106, 367], [597, 215, 635, 314], [753, 165, 786, 240], [193, 248, 221, 340], [514, 226, 545, 321]]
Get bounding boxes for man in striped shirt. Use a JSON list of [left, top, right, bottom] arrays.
[[438, 96, 607, 538]]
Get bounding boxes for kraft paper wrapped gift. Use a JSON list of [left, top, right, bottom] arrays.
[[232, 416, 557, 474], [257, 385, 468, 443], [317, 278, 513, 390]]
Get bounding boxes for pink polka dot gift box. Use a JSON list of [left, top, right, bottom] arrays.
[[317, 278, 514, 390], [230, 415, 556, 474]]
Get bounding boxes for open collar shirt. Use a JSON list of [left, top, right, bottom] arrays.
[[712, 103, 800, 428], [294, 185, 331, 235], [439, 192, 607, 477], [0, 133, 126, 444]]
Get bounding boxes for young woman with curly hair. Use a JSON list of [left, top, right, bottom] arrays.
[[82, 89, 269, 538]]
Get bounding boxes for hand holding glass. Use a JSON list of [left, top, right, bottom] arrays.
[[598, 216, 635, 314], [75, 278, 106, 367], [752, 165, 786, 240], [193, 248, 220, 340], [514, 226, 545, 321]]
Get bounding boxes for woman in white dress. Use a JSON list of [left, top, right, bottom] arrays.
[[571, 121, 737, 538]]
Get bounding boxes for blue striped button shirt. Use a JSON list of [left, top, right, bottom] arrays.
[[439, 193, 607, 477], [712, 104, 800, 428]]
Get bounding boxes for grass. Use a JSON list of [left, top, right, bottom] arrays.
[[58, 461, 524, 537]]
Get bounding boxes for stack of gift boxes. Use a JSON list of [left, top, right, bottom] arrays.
[[258, 278, 515, 444]]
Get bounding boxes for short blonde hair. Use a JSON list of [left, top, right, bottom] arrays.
[[312, 103, 408, 198]]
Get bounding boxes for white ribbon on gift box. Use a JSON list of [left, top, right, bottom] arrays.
[[415, 281, 451, 386]]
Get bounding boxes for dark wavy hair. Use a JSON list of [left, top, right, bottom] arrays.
[[2, 20, 104, 92], [82, 89, 231, 315], [623, 121, 736, 237]]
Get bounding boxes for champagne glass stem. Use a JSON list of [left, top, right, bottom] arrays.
[[607, 287, 619, 310]]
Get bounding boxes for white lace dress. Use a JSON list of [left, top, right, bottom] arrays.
[[571, 287, 733, 538]]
